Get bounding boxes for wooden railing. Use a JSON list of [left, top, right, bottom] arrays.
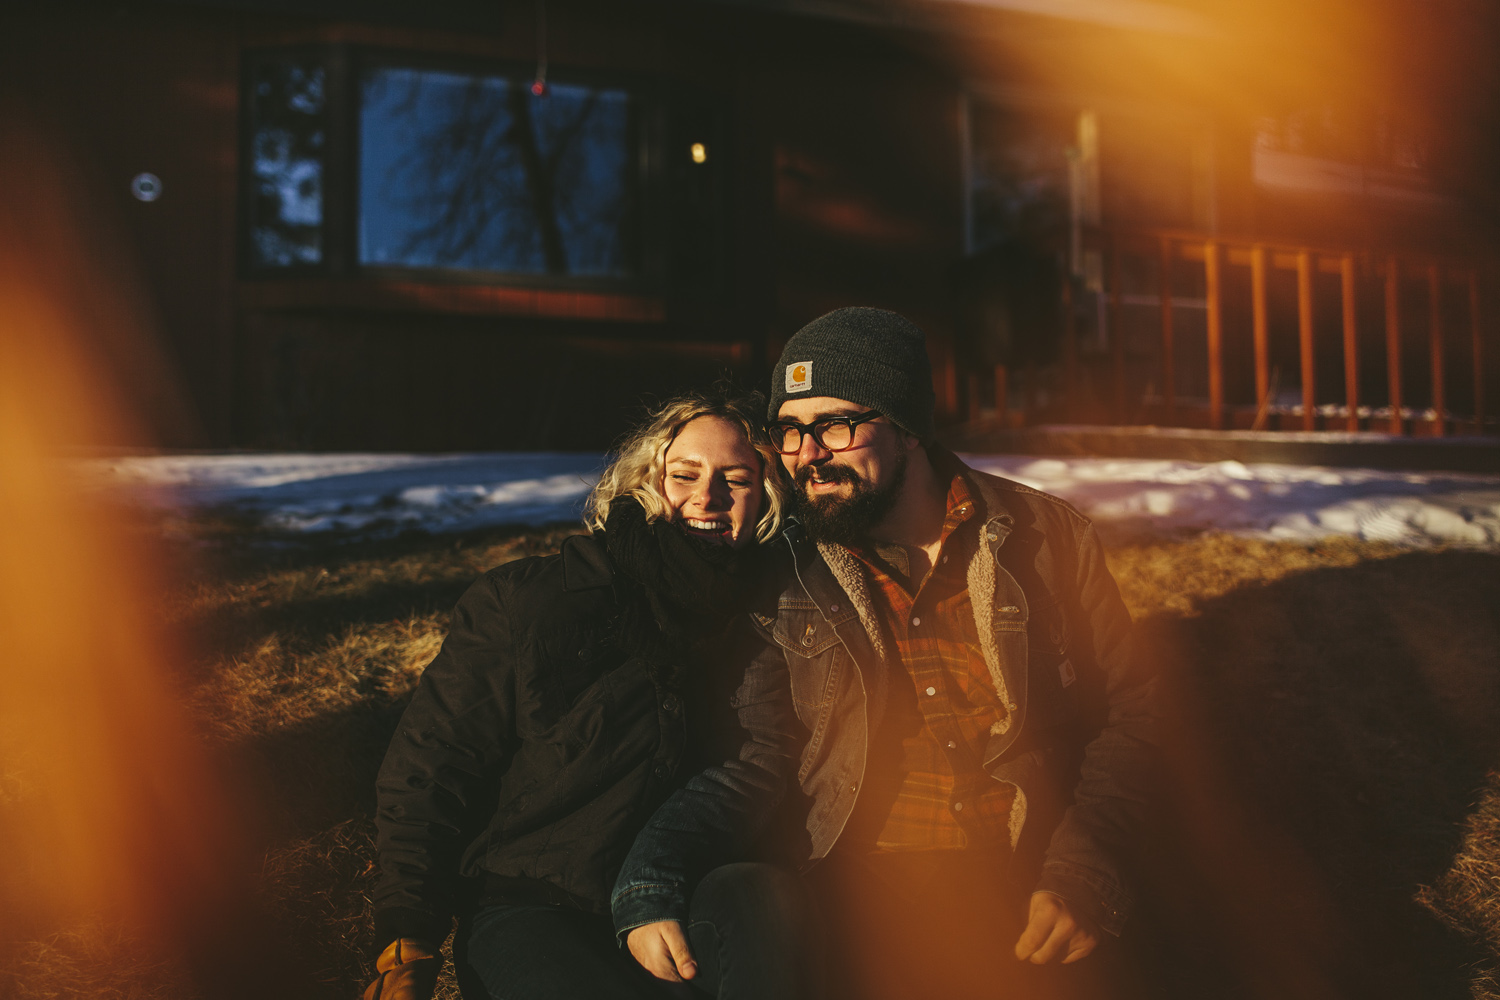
[[1049, 227, 1494, 435]]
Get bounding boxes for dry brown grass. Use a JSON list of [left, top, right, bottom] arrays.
[[3, 921, 194, 1000], [1119, 539, 1500, 1000], [1419, 780, 1500, 994], [4, 523, 1498, 999], [1104, 531, 1406, 620]]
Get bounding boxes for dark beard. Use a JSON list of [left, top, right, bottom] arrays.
[[792, 448, 908, 546]]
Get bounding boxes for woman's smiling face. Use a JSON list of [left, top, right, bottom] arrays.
[[661, 415, 765, 549]]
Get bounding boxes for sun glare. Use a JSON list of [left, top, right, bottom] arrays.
[[0, 100, 274, 991]]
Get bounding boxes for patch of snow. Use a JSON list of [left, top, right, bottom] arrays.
[[73, 451, 1500, 548], [78, 453, 605, 538], [961, 454, 1500, 548]]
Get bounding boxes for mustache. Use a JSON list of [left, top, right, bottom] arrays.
[[794, 462, 863, 490]]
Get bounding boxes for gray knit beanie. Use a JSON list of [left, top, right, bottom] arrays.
[[768, 307, 935, 440]]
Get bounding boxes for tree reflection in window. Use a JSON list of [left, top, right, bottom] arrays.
[[360, 67, 633, 277], [247, 56, 326, 267]]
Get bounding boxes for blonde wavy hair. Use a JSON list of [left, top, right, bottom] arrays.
[[584, 391, 787, 544]]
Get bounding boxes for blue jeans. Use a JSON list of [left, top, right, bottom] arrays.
[[456, 863, 815, 1000]]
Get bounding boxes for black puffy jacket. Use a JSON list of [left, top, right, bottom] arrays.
[[371, 532, 798, 947]]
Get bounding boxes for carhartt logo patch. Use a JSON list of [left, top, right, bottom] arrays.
[[1058, 658, 1076, 688], [786, 361, 812, 393]]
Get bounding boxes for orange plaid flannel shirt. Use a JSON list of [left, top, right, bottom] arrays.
[[840, 470, 1015, 853]]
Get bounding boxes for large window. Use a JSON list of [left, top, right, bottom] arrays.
[[241, 48, 721, 290], [359, 67, 635, 277]]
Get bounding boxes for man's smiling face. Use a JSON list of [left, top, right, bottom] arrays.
[[775, 396, 913, 543]]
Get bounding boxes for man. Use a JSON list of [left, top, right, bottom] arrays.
[[758, 307, 1158, 1000]]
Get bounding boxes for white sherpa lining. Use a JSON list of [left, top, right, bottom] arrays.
[[969, 477, 1028, 848], [965, 532, 1015, 739], [816, 541, 889, 663], [817, 481, 1030, 848]]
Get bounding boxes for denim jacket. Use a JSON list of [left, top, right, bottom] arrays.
[[609, 632, 801, 938], [753, 456, 1159, 935]]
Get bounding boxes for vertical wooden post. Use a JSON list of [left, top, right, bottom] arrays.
[[1470, 272, 1485, 434], [1205, 240, 1224, 430], [1341, 254, 1359, 432], [1252, 245, 1270, 419], [1385, 257, 1404, 435], [993, 364, 1009, 427], [1158, 237, 1176, 422], [1428, 264, 1445, 437], [1110, 237, 1126, 421], [1297, 250, 1316, 430], [1061, 278, 1077, 420]]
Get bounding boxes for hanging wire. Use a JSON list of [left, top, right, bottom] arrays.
[[530, 0, 548, 96]]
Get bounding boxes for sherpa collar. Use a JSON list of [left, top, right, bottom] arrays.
[[818, 450, 1023, 735]]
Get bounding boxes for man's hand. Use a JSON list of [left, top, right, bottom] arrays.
[[1013, 892, 1100, 965], [626, 920, 698, 982], [361, 937, 440, 1000]]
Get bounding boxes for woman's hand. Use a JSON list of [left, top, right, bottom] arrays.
[[626, 920, 698, 981], [361, 937, 441, 1000]]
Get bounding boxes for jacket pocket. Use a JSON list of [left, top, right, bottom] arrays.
[[770, 609, 841, 711], [1026, 595, 1070, 656], [1024, 596, 1076, 728]]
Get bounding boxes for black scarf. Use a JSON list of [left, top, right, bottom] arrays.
[[603, 497, 764, 685]]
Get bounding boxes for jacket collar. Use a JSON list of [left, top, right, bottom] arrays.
[[928, 445, 1018, 546], [786, 450, 1028, 744], [562, 533, 614, 591], [780, 522, 892, 733]]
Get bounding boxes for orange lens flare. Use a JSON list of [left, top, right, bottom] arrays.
[[0, 98, 270, 990]]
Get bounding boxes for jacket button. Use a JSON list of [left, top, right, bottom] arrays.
[[830, 604, 840, 612], [849, 783, 858, 793], [661, 694, 680, 713], [653, 763, 670, 779], [986, 531, 999, 542]]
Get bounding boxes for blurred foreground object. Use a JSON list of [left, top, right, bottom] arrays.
[[0, 95, 285, 994]]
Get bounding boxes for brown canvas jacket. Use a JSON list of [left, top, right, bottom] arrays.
[[754, 453, 1159, 935]]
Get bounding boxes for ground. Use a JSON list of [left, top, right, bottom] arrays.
[[2, 522, 1498, 999]]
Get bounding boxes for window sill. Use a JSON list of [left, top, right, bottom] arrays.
[[237, 278, 665, 323]]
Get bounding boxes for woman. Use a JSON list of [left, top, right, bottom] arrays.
[[362, 392, 808, 1000]]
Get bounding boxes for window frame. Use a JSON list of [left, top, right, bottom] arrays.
[[239, 44, 677, 294]]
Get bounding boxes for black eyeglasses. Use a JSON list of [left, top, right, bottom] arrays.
[[767, 410, 882, 455]]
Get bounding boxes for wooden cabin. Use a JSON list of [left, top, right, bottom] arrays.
[[7, 0, 1498, 449]]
